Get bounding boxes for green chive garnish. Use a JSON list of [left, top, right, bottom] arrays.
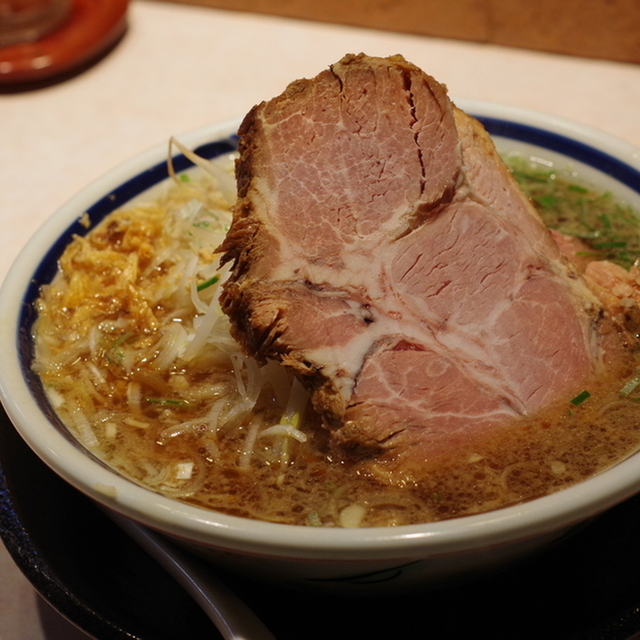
[[506, 156, 640, 269], [570, 390, 591, 406], [111, 332, 134, 349], [196, 275, 220, 292], [620, 371, 640, 396], [146, 398, 190, 407]]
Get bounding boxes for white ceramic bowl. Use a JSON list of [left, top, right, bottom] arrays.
[[2, 102, 640, 593]]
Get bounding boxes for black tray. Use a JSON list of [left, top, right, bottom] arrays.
[[2, 402, 640, 640]]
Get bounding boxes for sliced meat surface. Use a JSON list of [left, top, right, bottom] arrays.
[[219, 53, 610, 471]]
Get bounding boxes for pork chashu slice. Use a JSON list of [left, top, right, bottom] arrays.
[[219, 53, 608, 469]]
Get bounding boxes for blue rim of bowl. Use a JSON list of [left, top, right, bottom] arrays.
[[10, 109, 640, 554]]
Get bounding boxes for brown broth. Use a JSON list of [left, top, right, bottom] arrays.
[[32, 163, 640, 528]]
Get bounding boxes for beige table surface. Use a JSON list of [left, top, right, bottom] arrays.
[[2, 1, 640, 637]]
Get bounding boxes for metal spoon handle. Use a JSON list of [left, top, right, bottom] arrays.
[[105, 509, 277, 640]]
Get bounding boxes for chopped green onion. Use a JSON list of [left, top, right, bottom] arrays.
[[598, 213, 612, 230], [510, 169, 551, 183], [574, 251, 603, 258], [196, 275, 220, 292], [592, 241, 628, 249], [506, 155, 640, 269], [570, 390, 591, 406], [535, 194, 557, 209], [106, 332, 135, 364], [146, 398, 190, 407], [110, 332, 135, 350], [620, 371, 640, 396]]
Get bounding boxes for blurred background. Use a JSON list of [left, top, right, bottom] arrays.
[[158, 0, 640, 64]]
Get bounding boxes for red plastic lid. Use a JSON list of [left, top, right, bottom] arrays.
[[0, 0, 129, 86]]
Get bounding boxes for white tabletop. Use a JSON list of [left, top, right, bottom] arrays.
[[2, 1, 640, 637]]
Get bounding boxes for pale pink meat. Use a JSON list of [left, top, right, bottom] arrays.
[[219, 53, 610, 468]]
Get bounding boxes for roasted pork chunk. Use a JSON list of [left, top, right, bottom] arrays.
[[219, 53, 610, 469]]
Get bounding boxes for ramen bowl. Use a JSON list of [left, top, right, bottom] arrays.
[[2, 102, 640, 593]]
